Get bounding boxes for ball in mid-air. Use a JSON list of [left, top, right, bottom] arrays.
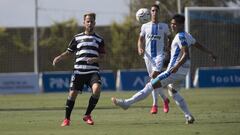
[[136, 8, 151, 24]]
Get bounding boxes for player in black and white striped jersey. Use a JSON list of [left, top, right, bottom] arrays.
[[53, 12, 105, 126], [68, 31, 105, 74]]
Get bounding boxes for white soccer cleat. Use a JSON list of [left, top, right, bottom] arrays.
[[185, 114, 195, 124], [111, 97, 129, 110]]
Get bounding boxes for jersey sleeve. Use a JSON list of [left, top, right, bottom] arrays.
[[67, 37, 77, 53], [164, 23, 171, 36], [178, 33, 188, 48], [139, 24, 146, 37], [98, 39, 105, 54]]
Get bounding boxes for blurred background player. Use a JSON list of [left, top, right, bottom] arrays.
[[52, 12, 105, 126], [137, 4, 172, 114], [112, 14, 216, 124]]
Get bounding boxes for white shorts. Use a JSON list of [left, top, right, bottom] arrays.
[[152, 66, 189, 91], [144, 55, 164, 76]]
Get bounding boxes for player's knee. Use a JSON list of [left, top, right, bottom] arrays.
[[92, 83, 101, 98], [167, 86, 177, 97], [68, 90, 78, 100], [67, 95, 77, 101]]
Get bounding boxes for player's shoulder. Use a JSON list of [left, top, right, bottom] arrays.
[[74, 32, 85, 37], [179, 32, 195, 40], [93, 33, 104, 40], [158, 23, 170, 31], [158, 22, 168, 26], [175, 32, 187, 41], [141, 21, 151, 27]]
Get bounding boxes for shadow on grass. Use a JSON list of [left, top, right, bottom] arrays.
[[0, 105, 151, 112]]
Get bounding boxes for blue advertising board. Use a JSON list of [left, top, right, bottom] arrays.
[[194, 67, 240, 88], [42, 71, 115, 92], [42, 72, 72, 92], [117, 70, 149, 91]]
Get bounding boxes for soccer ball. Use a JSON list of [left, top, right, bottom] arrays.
[[136, 8, 151, 24]]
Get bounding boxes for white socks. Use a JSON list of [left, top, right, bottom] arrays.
[[172, 92, 191, 116], [151, 88, 166, 106], [125, 82, 153, 105]]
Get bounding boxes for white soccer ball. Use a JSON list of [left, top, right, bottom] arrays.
[[136, 8, 151, 24]]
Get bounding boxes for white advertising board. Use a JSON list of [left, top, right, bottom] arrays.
[[0, 73, 40, 94]]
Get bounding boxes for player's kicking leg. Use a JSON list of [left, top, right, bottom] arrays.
[[112, 82, 154, 109]]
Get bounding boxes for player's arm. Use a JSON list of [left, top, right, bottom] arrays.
[[193, 42, 217, 62], [52, 51, 72, 66], [86, 54, 105, 64], [170, 46, 189, 73], [137, 35, 145, 56]]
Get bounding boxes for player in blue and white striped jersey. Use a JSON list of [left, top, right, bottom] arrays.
[[112, 14, 216, 124], [53, 12, 105, 126], [138, 4, 172, 114]]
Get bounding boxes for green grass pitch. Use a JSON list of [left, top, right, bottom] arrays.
[[0, 88, 240, 135]]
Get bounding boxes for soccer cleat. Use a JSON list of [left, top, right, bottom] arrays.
[[83, 115, 94, 125], [150, 105, 158, 114], [61, 118, 70, 127], [111, 97, 129, 110], [185, 115, 195, 124], [163, 98, 170, 113]]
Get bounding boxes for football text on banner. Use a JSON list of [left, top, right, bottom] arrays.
[[193, 67, 240, 88], [0, 73, 40, 94]]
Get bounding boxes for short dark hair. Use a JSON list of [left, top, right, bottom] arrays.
[[172, 14, 185, 24], [151, 4, 160, 10], [84, 12, 96, 20]]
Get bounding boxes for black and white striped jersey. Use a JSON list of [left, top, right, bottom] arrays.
[[67, 32, 105, 74]]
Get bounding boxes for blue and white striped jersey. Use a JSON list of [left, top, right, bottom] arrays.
[[166, 31, 196, 74], [140, 22, 171, 59], [67, 32, 105, 74]]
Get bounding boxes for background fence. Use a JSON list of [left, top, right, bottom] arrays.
[[186, 7, 240, 81], [0, 7, 240, 86]]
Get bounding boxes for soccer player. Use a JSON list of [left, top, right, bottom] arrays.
[[52, 12, 105, 126], [112, 14, 215, 124], [138, 4, 172, 114]]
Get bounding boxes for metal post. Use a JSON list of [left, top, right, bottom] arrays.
[[185, 7, 191, 89], [34, 0, 38, 73], [177, 0, 181, 14]]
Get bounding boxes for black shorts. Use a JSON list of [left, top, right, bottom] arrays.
[[69, 72, 101, 92]]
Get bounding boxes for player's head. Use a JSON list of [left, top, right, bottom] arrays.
[[83, 12, 96, 34], [150, 4, 160, 22], [170, 14, 185, 33]]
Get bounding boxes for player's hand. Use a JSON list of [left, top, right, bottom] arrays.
[[169, 66, 179, 73], [86, 58, 98, 64], [52, 56, 61, 66]]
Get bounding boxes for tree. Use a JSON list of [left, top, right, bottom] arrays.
[[39, 18, 79, 71], [0, 27, 7, 55], [109, 16, 145, 70], [39, 18, 79, 51]]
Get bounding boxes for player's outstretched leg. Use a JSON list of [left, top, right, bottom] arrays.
[[185, 114, 195, 124], [111, 97, 129, 110]]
